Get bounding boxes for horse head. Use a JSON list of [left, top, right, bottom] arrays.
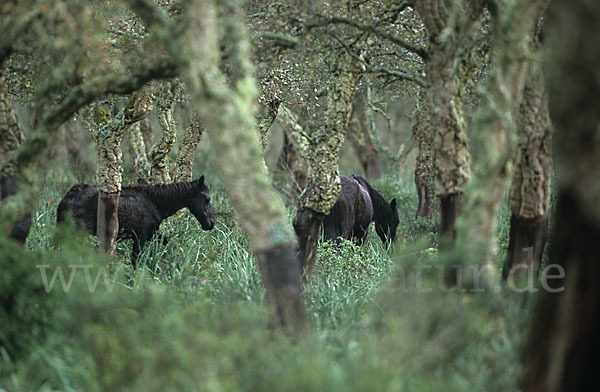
[[375, 198, 399, 244], [188, 176, 216, 230]]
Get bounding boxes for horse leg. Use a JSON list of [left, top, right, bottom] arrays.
[[352, 225, 369, 246]]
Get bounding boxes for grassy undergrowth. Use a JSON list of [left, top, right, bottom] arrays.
[[0, 176, 532, 391]]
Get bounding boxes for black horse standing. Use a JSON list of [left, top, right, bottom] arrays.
[[57, 176, 215, 268], [323, 174, 399, 245]]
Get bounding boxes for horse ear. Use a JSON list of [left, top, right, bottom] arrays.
[[198, 175, 204, 185], [390, 198, 397, 209]]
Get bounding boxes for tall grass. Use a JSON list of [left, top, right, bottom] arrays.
[[0, 175, 531, 392]]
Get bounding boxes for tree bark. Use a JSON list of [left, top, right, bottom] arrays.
[[293, 52, 361, 278], [413, 88, 435, 219], [0, 64, 31, 242], [127, 121, 152, 184], [347, 87, 382, 180], [140, 117, 153, 156], [96, 191, 120, 255], [456, 0, 547, 276], [256, 99, 280, 151], [149, 80, 177, 184], [523, 1, 600, 390], [88, 89, 152, 254], [0, 67, 22, 177], [503, 50, 552, 280], [413, 0, 476, 245], [174, 113, 203, 183]]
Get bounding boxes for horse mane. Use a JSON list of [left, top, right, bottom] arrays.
[[123, 179, 204, 204]]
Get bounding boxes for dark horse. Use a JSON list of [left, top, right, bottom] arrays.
[[323, 174, 399, 245], [57, 176, 215, 267]]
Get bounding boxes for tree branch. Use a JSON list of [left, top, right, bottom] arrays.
[[16, 60, 177, 170], [305, 15, 428, 60]]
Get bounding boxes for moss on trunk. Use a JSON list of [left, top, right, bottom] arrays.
[[127, 122, 152, 184], [149, 81, 178, 184], [174, 113, 204, 183], [413, 88, 435, 219], [293, 52, 361, 277], [88, 89, 152, 253]]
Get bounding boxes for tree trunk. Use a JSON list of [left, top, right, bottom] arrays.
[[456, 0, 547, 277], [275, 106, 310, 202], [0, 64, 31, 242], [256, 99, 280, 151], [503, 50, 552, 280], [293, 52, 361, 278], [413, 1, 475, 245], [413, 88, 435, 219], [149, 81, 177, 184], [88, 89, 152, 254], [127, 121, 152, 184], [347, 87, 382, 180], [523, 1, 600, 390], [140, 117, 153, 155], [96, 191, 120, 255], [0, 67, 22, 178], [174, 113, 203, 182], [168, 0, 305, 332], [63, 118, 87, 181]]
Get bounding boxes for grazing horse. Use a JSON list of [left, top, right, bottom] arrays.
[[323, 175, 399, 245], [57, 176, 215, 267]]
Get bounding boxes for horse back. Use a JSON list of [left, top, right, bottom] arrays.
[[117, 189, 162, 235]]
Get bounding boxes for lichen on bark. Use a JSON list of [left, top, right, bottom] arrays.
[[0, 68, 22, 177], [509, 63, 552, 220], [149, 80, 178, 184], [413, 88, 435, 218], [455, 0, 549, 280], [127, 121, 152, 184], [174, 112, 204, 183], [299, 53, 361, 215]]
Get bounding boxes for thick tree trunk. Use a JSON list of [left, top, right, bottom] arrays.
[[454, 0, 547, 277], [88, 89, 152, 254], [413, 88, 435, 219], [0, 68, 22, 177], [293, 52, 361, 278], [413, 1, 474, 246], [439, 193, 461, 248], [127, 122, 152, 184], [0, 65, 31, 242], [168, 0, 305, 332], [149, 81, 177, 184], [174, 114, 203, 183], [96, 191, 120, 255], [523, 1, 600, 390], [504, 54, 552, 279], [502, 214, 547, 279]]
